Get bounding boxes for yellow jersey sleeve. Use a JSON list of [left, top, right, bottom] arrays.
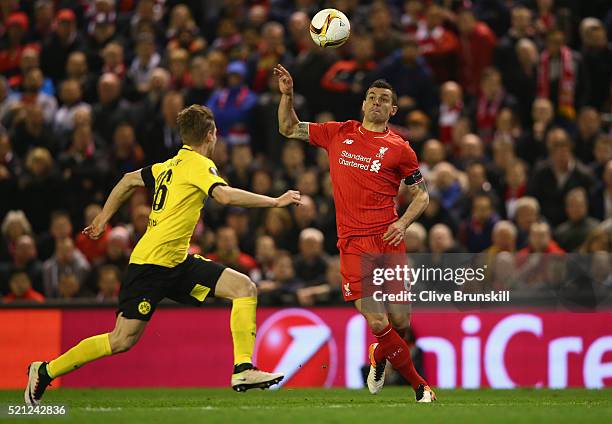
[[151, 163, 164, 179], [141, 163, 163, 190], [191, 157, 228, 197]]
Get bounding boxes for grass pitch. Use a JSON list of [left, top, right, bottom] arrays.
[[0, 387, 610, 423]]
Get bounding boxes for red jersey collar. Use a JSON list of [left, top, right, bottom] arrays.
[[358, 124, 390, 138]]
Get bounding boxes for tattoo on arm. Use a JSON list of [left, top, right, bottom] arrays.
[[292, 122, 309, 141], [408, 179, 428, 196]]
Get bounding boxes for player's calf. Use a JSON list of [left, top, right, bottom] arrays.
[[108, 315, 147, 354], [108, 330, 140, 353]]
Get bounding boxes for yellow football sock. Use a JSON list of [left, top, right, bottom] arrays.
[[47, 333, 112, 378], [230, 297, 257, 365]]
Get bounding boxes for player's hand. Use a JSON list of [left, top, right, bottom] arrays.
[[273, 64, 293, 95], [275, 190, 302, 207], [383, 220, 407, 246], [82, 214, 107, 240]]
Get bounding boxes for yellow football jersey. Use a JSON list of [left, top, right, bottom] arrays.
[[129, 145, 227, 267]]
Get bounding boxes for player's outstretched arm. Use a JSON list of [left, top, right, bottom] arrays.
[[274, 64, 310, 141], [82, 170, 145, 239], [212, 185, 302, 208], [383, 179, 430, 246]]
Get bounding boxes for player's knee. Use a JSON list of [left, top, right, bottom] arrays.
[[389, 314, 410, 331], [364, 313, 389, 333], [235, 275, 257, 298], [223, 273, 256, 299]]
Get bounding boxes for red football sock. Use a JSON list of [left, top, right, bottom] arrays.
[[373, 323, 426, 390], [374, 326, 407, 362]]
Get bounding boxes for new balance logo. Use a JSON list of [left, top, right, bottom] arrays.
[[376, 147, 389, 158], [342, 139, 354, 145], [370, 160, 382, 173]]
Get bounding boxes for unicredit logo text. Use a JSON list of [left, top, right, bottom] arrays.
[[254, 310, 612, 389]]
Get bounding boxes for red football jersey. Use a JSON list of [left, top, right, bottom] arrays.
[[309, 120, 422, 238]]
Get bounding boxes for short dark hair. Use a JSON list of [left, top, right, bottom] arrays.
[[176, 104, 215, 146], [366, 79, 397, 106]]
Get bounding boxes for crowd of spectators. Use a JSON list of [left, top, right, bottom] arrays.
[[1, 0, 611, 306]]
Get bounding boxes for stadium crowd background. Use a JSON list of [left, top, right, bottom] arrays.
[[0, 0, 611, 306]]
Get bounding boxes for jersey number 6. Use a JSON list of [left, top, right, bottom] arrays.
[[152, 169, 173, 211]]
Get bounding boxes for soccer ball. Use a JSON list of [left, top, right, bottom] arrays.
[[309, 9, 351, 48]]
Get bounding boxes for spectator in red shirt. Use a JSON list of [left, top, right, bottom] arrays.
[[534, 0, 556, 38], [519, 221, 565, 255], [415, 3, 459, 83], [516, 221, 565, 289], [76, 204, 110, 264], [0, 12, 38, 78], [249, 235, 277, 283], [457, 7, 497, 97], [3, 271, 44, 303], [168, 48, 191, 90], [437, 81, 464, 146], [537, 29, 586, 121], [207, 227, 257, 275], [471, 68, 516, 144], [95, 264, 120, 302], [504, 160, 528, 218], [401, 0, 426, 35], [8, 46, 54, 96]]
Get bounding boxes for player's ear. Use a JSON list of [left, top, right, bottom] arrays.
[[206, 128, 215, 142], [390, 105, 398, 116]]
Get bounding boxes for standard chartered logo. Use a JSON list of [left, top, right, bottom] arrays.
[[370, 160, 381, 173], [339, 150, 382, 173]]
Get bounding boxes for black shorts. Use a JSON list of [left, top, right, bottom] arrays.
[[118, 254, 226, 321]]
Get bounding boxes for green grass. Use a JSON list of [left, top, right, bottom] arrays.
[[1, 387, 610, 423]]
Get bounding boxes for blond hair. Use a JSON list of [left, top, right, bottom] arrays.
[[176, 104, 215, 146]]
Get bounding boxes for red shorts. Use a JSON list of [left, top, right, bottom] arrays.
[[338, 234, 408, 301]]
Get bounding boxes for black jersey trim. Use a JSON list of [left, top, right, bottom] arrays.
[[208, 182, 227, 198], [141, 166, 154, 190]]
